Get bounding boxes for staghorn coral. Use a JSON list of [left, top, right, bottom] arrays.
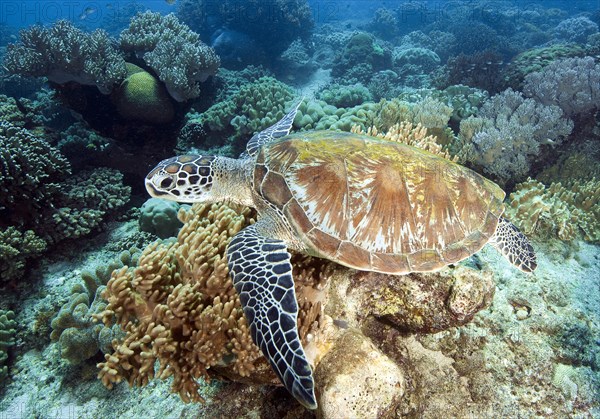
[[4, 20, 127, 94], [456, 89, 573, 184], [506, 178, 600, 243], [523, 56, 600, 119], [120, 12, 219, 101]]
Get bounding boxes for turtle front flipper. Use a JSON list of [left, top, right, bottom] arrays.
[[244, 99, 303, 157], [227, 222, 317, 410], [490, 217, 537, 272]]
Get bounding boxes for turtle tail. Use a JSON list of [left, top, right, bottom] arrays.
[[489, 217, 537, 272]]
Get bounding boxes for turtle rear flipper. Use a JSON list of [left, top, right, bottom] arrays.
[[227, 222, 317, 410], [490, 217, 537, 272]]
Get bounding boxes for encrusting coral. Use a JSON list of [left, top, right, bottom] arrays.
[[4, 20, 127, 94]]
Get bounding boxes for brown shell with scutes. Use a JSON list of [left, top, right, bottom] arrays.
[[253, 131, 506, 274]]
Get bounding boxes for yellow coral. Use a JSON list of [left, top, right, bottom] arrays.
[[506, 178, 600, 242], [97, 202, 328, 402], [351, 121, 458, 162]]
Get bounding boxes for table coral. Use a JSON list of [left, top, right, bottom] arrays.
[[3, 20, 126, 94], [120, 12, 219, 102]]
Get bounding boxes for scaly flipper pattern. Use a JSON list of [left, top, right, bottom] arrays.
[[244, 99, 303, 158], [490, 216, 537, 272], [226, 222, 317, 409]]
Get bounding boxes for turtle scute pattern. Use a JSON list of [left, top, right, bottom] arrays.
[[254, 131, 505, 274]]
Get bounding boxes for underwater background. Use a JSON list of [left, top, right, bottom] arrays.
[[0, 0, 599, 417]]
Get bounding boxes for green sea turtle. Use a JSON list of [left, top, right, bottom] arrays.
[[145, 102, 537, 410]]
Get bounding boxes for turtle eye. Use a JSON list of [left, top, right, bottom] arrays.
[[160, 177, 174, 189]]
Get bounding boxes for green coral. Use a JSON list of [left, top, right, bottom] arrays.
[[50, 248, 140, 364], [111, 67, 175, 124], [503, 43, 585, 89], [332, 32, 392, 84], [316, 83, 373, 108], [0, 228, 46, 283], [183, 76, 295, 153], [139, 198, 183, 239], [0, 310, 16, 383]]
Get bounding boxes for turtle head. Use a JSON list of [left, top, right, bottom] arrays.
[[145, 155, 216, 203]]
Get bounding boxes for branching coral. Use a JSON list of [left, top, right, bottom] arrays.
[[4, 20, 127, 94], [97, 204, 265, 401], [351, 122, 457, 163], [456, 89, 573, 184], [523, 56, 600, 119], [0, 228, 46, 284], [0, 310, 16, 383], [120, 12, 220, 101], [97, 202, 328, 402], [506, 178, 600, 242], [0, 122, 71, 227]]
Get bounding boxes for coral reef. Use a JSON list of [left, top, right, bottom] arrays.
[[96, 201, 496, 409], [366, 8, 399, 40], [182, 76, 295, 153], [4, 21, 127, 94], [120, 12, 220, 101], [316, 83, 373, 108], [440, 50, 505, 94], [97, 203, 270, 402], [0, 310, 16, 383], [506, 178, 600, 243], [50, 248, 140, 364], [554, 16, 598, 43], [523, 56, 600, 119], [0, 228, 46, 285], [111, 64, 175, 124], [456, 89, 573, 184], [0, 122, 130, 281], [139, 198, 183, 239], [0, 122, 71, 228], [503, 44, 585, 90], [331, 32, 392, 84]]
